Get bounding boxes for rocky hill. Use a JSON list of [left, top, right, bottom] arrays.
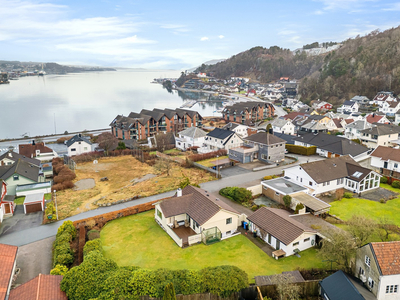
[[201, 26, 400, 105]]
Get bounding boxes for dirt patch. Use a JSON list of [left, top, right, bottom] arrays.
[[358, 187, 398, 202], [74, 178, 96, 191], [131, 174, 157, 184]]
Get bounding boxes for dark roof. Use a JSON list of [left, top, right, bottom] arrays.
[[0, 151, 40, 167], [0, 243, 18, 300], [8, 274, 67, 300], [66, 134, 92, 147], [361, 123, 400, 136], [255, 270, 305, 286], [222, 123, 240, 130], [159, 185, 239, 226], [370, 146, 400, 162], [299, 155, 373, 184], [19, 143, 53, 158], [370, 241, 400, 276], [319, 270, 365, 300], [273, 132, 295, 144], [247, 207, 316, 245], [0, 159, 40, 182], [343, 100, 356, 106], [206, 128, 236, 140], [293, 133, 368, 157], [244, 132, 286, 145]]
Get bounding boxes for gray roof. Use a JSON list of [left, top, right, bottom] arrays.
[[293, 133, 368, 157], [247, 207, 316, 245], [351, 95, 369, 102], [66, 135, 92, 147], [360, 123, 400, 136], [0, 151, 40, 167], [262, 178, 307, 195], [320, 270, 365, 300], [244, 132, 286, 145], [222, 123, 240, 130], [291, 192, 330, 213], [0, 159, 40, 182], [345, 120, 371, 131], [271, 118, 291, 128], [255, 270, 305, 286], [273, 132, 295, 144], [178, 127, 207, 139], [24, 192, 44, 204]]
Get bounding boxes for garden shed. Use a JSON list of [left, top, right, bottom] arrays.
[[23, 192, 45, 214]]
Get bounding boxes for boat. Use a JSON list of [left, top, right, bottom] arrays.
[[38, 63, 46, 76]]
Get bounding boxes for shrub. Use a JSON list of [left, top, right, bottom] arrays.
[[53, 220, 77, 268], [57, 220, 77, 239], [51, 264, 69, 276], [285, 145, 317, 156], [295, 203, 305, 214], [379, 198, 387, 204], [251, 205, 258, 211], [380, 176, 388, 184], [283, 195, 292, 208], [219, 187, 252, 204], [163, 283, 176, 300], [263, 175, 273, 180], [343, 192, 353, 198], [392, 181, 400, 188], [83, 239, 102, 257]]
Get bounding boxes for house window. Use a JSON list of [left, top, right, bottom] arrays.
[[386, 285, 398, 294], [365, 255, 371, 267], [268, 234, 271, 244], [275, 191, 279, 196], [13, 175, 19, 181], [157, 209, 162, 219], [84, 147, 88, 151], [293, 242, 299, 246], [304, 238, 310, 242], [368, 277, 374, 289], [395, 163, 398, 168], [71, 148, 76, 152], [226, 218, 232, 225], [309, 181, 312, 186]]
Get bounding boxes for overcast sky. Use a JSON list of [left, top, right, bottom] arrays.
[[1, 0, 400, 69]]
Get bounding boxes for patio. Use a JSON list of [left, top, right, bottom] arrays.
[[172, 226, 197, 244]]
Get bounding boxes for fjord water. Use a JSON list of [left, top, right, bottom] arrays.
[[0, 69, 221, 139]]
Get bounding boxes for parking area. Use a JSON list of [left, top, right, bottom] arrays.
[[220, 165, 253, 177], [0, 205, 43, 236]]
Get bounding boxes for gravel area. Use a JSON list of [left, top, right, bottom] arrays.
[[74, 178, 95, 191], [358, 187, 398, 202]]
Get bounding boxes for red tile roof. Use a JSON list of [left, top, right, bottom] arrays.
[[9, 274, 67, 300], [0, 244, 18, 300], [366, 114, 383, 124], [371, 241, 400, 276], [370, 146, 400, 162], [18, 143, 53, 158], [344, 119, 354, 124]]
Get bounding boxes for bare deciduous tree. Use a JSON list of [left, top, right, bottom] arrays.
[[270, 273, 301, 300], [346, 215, 377, 247], [154, 157, 173, 176], [97, 132, 118, 156]]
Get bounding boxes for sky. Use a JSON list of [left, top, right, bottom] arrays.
[[1, 0, 400, 70]]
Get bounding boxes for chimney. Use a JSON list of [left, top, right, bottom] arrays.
[[78, 133, 82, 138], [177, 188, 182, 197]]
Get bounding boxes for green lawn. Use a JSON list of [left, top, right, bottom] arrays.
[[197, 156, 229, 167], [101, 211, 325, 281], [164, 148, 182, 155], [330, 184, 400, 224], [14, 196, 25, 205]]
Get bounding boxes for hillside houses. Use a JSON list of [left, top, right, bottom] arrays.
[[370, 91, 397, 106], [360, 123, 400, 148], [221, 102, 275, 125]]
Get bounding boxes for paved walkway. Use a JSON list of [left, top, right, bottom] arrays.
[[238, 227, 274, 256], [0, 155, 325, 247]]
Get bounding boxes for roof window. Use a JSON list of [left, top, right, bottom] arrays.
[[352, 171, 363, 178]]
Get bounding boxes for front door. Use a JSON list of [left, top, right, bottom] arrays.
[[384, 161, 388, 169], [4, 203, 11, 214], [276, 239, 280, 250]]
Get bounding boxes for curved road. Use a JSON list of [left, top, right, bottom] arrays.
[[0, 155, 324, 247]]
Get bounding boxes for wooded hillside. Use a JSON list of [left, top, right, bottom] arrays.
[[202, 26, 400, 105]]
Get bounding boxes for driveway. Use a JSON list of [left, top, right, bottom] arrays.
[[220, 165, 252, 177], [0, 205, 43, 236]]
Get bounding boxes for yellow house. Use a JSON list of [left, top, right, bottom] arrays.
[[154, 186, 244, 248]]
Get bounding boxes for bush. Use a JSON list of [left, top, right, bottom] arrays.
[[392, 181, 400, 188], [283, 195, 292, 208], [53, 220, 77, 268], [50, 264, 69, 276], [83, 239, 102, 257], [219, 187, 252, 204], [285, 144, 317, 156], [380, 176, 388, 184], [343, 192, 353, 198], [295, 203, 305, 214], [57, 220, 77, 240], [263, 175, 273, 180], [188, 149, 227, 162], [251, 205, 258, 211]]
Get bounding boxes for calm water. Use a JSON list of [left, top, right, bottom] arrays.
[[0, 69, 222, 139]]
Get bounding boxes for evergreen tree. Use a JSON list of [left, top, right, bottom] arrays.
[[163, 283, 176, 300]]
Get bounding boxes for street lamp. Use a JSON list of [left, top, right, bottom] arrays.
[[53, 189, 59, 220], [216, 155, 219, 179]]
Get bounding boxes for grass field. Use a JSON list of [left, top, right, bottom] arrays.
[[197, 156, 229, 167], [100, 210, 326, 282], [330, 185, 400, 225], [56, 156, 214, 219]]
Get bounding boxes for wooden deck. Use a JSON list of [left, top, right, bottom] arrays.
[[172, 226, 197, 244]]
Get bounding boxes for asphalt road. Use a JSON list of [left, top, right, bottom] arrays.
[[0, 155, 325, 247]]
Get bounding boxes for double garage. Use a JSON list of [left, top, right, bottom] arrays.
[[23, 193, 45, 214]]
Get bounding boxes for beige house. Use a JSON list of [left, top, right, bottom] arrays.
[[154, 186, 244, 248]]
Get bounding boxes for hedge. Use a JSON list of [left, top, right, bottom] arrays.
[[53, 221, 77, 268], [61, 251, 248, 300], [285, 144, 317, 156], [219, 187, 252, 204], [83, 239, 102, 257], [188, 149, 227, 162]]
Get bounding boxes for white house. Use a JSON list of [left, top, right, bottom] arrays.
[[283, 155, 380, 196], [370, 91, 397, 107], [355, 241, 400, 300], [247, 207, 317, 258], [271, 118, 295, 135], [154, 186, 243, 248], [337, 100, 359, 113], [370, 146, 400, 174], [222, 123, 256, 138], [199, 128, 243, 153], [66, 134, 93, 157], [344, 120, 372, 140], [366, 113, 390, 125], [395, 111, 400, 125], [360, 124, 400, 149], [379, 100, 400, 116], [175, 127, 207, 151]]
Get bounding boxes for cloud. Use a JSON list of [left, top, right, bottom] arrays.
[[160, 24, 189, 33], [382, 2, 400, 11], [218, 35, 225, 39], [278, 30, 296, 36], [200, 36, 209, 41], [314, 0, 377, 11]]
